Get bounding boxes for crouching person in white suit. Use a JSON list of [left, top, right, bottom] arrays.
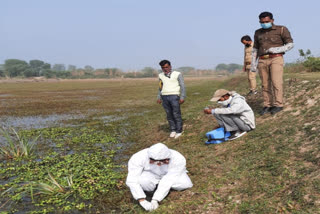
[[126, 143, 193, 211]]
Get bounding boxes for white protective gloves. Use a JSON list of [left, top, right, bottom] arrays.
[[139, 199, 159, 211], [250, 48, 258, 72], [151, 200, 159, 210], [139, 200, 153, 211], [267, 42, 294, 54]]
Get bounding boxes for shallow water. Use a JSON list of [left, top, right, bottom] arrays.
[[0, 114, 86, 130], [0, 94, 12, 97]]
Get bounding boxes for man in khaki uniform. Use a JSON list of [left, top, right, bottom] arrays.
[[251, 11, 294, 115], [241, 35, 257, 95]]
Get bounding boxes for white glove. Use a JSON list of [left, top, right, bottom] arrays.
[[250, 48, 258, 72], [250, 62, 257, 72], [139, 200, 153, 211], [151, 199, 159, 210], [268, 43, 294, 54]]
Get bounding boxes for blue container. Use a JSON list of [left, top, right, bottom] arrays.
[[205, 127, 231, 144]]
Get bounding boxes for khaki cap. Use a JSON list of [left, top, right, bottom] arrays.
[[210, 89, 230, 102]]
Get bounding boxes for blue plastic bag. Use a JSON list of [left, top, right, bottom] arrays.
[[205, 127, 231, 144]]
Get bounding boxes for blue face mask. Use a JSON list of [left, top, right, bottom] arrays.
[[261, 22, 272, 29]]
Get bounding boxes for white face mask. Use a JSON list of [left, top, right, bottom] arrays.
[[149, 163, 169, 176], [217, 96, 232, 106]]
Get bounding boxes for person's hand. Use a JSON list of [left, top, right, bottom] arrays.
[[151, 199, 159, 210], [157, 99, 162, 104], [243, 66, 246, 72], [204, 108, 213, 114], [179, 99, 184, 104], [250, 64, 257, 72], [139, 200, 153, 211]]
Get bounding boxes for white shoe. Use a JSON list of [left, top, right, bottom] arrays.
[[229, 131, 247, 141], [169, 132, 176, 138], [174, 132, 183, 139]]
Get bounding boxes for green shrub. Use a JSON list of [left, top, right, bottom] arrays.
[[303, 57, 320, 72]]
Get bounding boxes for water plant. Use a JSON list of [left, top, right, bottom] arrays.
[[0, 127, 40, 159], [0, 149, 124, 213], [32, 173, 73, 195]]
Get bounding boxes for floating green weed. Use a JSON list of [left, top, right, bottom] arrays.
[[1, 151, 123, 213], [0, 122, 124, 213]]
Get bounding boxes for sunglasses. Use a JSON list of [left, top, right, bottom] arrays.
[[149, 158, 170, 165]]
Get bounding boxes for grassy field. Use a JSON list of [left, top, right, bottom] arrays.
[[0, 73, 319, 213]]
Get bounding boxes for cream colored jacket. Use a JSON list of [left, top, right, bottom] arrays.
[[159, 71, 181, 96], [214, 92, 256, 129]]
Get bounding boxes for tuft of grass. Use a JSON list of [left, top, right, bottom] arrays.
[[0, 127, 40, 159], [32, 173, 73, 195]]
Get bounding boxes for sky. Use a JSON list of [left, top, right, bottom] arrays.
[[1, 0, 320, 71]]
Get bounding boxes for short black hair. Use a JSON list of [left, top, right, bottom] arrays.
[[159, 60, 171, 67], [259, 11, 273, 20], [241, 35, 252, 42]]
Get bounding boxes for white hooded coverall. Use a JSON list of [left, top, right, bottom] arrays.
[[126, 143, 193, 202]]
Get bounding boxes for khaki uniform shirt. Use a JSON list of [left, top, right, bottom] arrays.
[[253, 24, 293, 56], [244, 42, 254, 70]]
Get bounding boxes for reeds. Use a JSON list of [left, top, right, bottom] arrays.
[[0, 127, 40, 159], [32, 173, 73, 195]]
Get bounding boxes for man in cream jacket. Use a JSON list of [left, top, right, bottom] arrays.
[[204, 89, 255, 140], [157, 60, 186, 139]]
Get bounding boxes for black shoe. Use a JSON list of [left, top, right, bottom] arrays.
[[270, 107, 283, 115], [259, 107, 271, 115], [247, 90, 257, 96]]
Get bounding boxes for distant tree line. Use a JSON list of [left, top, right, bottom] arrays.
[[0, 59, 127, 79], [0, 59, 244, 79], [215, 63, 242, 73]]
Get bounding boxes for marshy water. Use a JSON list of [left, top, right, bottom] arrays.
[[0, 79, 161, 213], [0, 112, 141, 130], [0, 114, 85, 129]]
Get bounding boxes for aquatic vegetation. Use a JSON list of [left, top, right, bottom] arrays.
[[0, 121, 124, 212], [31, 173, 73, 195], [0, 79, 161, 212], [0, 127, 40, 159], [0, 151, 124, 212]]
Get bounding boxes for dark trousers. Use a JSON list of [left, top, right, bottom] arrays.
[[161, 95, 183, 133]]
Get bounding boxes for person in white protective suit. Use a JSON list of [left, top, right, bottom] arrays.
[[126, 143, 193, 211]]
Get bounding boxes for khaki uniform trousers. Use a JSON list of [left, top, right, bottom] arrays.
[[245, 69, 257, 91], [258, 56, 284, 107]]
